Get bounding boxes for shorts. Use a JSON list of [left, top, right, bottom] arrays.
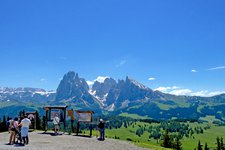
[[54, 124, 59, 130]]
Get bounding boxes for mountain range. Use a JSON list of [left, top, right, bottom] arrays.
[[1, 71, 225, 122]]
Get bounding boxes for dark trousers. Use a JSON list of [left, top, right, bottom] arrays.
[[99, 128, 105, 140], [22, 136, 29, 145]]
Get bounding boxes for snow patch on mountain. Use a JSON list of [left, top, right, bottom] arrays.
[[129, 78, 149, 90], [89, 90, 108, 106], [120, 100, 130, 109], [107, 103, 115, 111]]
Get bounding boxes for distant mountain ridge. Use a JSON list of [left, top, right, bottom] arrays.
[[1, 71, 225, 122], [0, 87, 55, 103]]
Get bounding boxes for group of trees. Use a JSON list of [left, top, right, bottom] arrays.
[[196, 137, 225, 150], [134, 120, 206, 145], [161, 130, 182, 150], [0, 116, 7, 132], [216, 137, 225, 150]]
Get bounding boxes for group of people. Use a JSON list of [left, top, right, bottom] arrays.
[[53, 115, 106, 141], [7, 115, 31, 146], [6, 114, 106, 145], [52, 114, 106, 141]]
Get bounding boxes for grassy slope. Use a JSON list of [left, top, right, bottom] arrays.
[[119, 113, 149, 119], [153, 102, 175, 111], [88, 121, 225, 150], [90, 122, 171, 150], [199, 115, 222, 123], [182, 125, 225, 150]]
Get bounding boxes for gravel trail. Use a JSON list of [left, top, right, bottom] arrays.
[[0, 131, 149, 150]]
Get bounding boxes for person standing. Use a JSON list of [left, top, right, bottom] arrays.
[[7, 117, 13, 133], [7, 117, 19, 145], [53, 114, 60, 135], [20, 115, 31, 146], [97, 119, 105, 141]]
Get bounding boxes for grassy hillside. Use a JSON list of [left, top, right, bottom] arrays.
[[90, 121, 171, 150], [119, 113, 149, 119], [182, 125, 225, 150], [85, 121, 225, 150]]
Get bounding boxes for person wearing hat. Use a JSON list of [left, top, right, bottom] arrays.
[[97, 118, 105, 141]]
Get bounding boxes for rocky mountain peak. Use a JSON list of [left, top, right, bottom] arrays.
[[55, 71, 89, 101], [125, 76, 149, 90], [92, 77, 117, 99]]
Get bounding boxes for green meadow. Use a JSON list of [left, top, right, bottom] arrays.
[[182, 125, 225, 150], [86, 121, 225, 150]]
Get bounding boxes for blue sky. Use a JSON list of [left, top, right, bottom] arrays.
[[0, 0, 225, 96]]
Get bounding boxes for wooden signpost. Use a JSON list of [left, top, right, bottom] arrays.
[[75, 110, 94, 137], [67, 109, 75, 133], [43, 106, 68, 132], [26, 111, 37, 130]]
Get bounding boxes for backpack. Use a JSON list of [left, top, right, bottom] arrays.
[[10, 121, 18, 133]]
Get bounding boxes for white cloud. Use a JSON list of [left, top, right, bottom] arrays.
[[192, 91, 225, 97], [95, 76, 109, 83], [86, 81, 94, 87], [87, 76, 109, 87], [191, 69, 197, 73], [40, 78, 47, 82], [116, 60, 127, 67], [154, 86, 179, 93], [148, 77, 156, 81], [169, 89, 192, 96], [154, 86, 225, 97], [208, 66, 225, 71]]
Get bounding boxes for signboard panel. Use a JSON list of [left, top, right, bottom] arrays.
[[27, 113, 35, 121], [50, 109, 61, 120], [77, 112, 92, 122]]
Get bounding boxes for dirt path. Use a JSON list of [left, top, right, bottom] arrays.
[[0, 131, 149, 150]]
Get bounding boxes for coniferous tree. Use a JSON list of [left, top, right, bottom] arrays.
[[197, 140, 202, 150], [19, 110, 22, 118], [0, 115, 7, 132], [217, 137, 221, 150], [42, 116, 46, 130], [221, 137, 225, 150], [204, 142, 209, 150], [124, 121, 127, 128], [174, 137, 182, 150], [35, 111, 42, 130], [22, 109, 25, 116], [162, 130, 172, 148]]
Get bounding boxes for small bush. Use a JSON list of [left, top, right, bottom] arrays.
[[126, 138, 133, 141]]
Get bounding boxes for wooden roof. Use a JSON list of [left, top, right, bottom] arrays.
[[43, 106, 68, 110], [75, 110, 94, 114]]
